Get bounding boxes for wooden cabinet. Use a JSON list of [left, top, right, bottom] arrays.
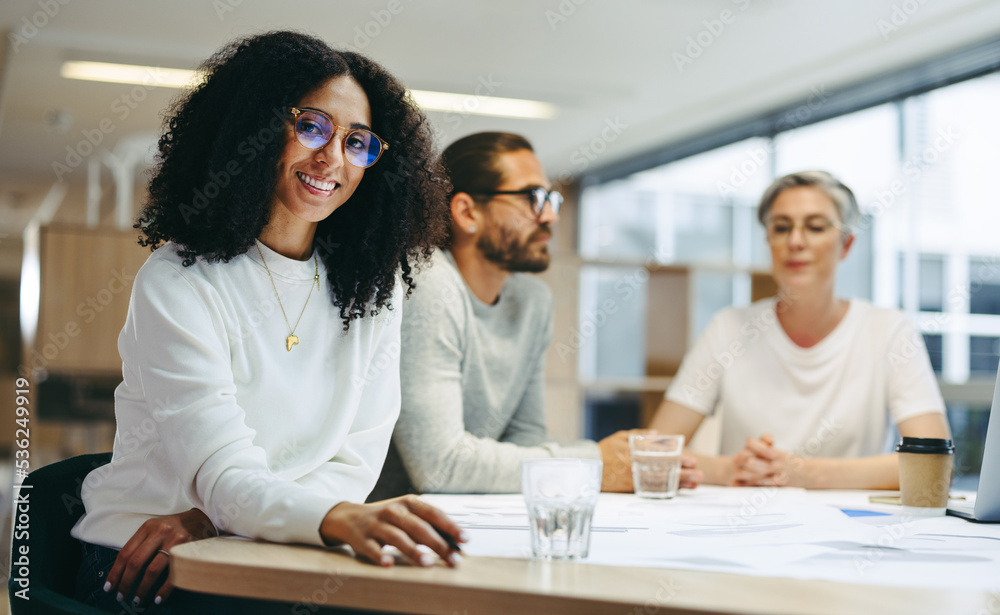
[[26, 225, 151, 375], [645, 265, 777, 378], [577, 262, 776, 449]]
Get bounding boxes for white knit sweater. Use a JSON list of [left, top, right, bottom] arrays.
[[72, 241, 402, 548]]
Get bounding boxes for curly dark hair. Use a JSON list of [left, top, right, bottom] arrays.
[[136, 30, 449, 328]]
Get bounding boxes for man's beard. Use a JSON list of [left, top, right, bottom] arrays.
[[478, 224, 552, 273]]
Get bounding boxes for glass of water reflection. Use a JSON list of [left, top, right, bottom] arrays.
[[629, 434, 685, 499], [521, 459, 603, 559]]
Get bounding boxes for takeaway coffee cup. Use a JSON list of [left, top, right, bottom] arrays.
[[895, 437, 955, 516]]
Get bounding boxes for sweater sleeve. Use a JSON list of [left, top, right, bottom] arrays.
[[499, 296, 551, 446], [296, 286, 403, 501], [394, 271, 598, 494], [501, 313, 600, 457], [885, 312, 946, 423], [665, 309, 735, 415], [128, 260, 341, 546]]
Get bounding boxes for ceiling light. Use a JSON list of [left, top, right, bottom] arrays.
[[60, 61, 558, 120], [409, 89, 557, 120], [60, 61, 201, 89]]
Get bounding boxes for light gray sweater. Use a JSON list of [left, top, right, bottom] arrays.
[[370, 249, 600, 499]]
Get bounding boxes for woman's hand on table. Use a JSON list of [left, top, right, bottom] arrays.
[[106, 507, 218, 607], [679, 453, 703, 489], [730, 433, 806, 487], [321, 496, 466, 568]]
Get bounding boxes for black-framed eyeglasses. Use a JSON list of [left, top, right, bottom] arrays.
[[287, 107, 389, 168], [471, 187, 563, 218]]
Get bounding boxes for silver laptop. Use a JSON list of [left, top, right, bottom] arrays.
[[946, 363, 1000, 522]]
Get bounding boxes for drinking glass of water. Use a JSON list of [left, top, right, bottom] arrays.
[[521, 459, 603, 559], [629, 434, 685, 499]]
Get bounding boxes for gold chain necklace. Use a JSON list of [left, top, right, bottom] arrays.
[[254, 240, 320, 351]]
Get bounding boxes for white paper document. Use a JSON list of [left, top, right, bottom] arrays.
[[421, 486, 1000, 591]]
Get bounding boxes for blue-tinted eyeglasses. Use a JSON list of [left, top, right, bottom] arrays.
[[288, 107, 389, 168]]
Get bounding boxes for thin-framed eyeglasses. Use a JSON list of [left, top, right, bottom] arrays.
[[765, 215, 847, 244], [287, 107, 389, 168], [471, 187, 563, 218]]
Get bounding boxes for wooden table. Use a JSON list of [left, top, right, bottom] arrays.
[[170, 536, 998, 615]]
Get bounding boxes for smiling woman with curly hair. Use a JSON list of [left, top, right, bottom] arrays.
[[139, 29, 447, 328], [70, 30, 464, 613]]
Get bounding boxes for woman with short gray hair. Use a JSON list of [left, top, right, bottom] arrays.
[[757, 170, 861, 231], [651, 170, 951, 489]]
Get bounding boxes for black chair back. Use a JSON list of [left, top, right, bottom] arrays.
[[8, 452, 113, 615]]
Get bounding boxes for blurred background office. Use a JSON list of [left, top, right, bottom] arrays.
[[0, 2, 998, 585]]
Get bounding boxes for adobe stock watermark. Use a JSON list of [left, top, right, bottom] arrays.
[[726, 417, 842, 528], [384, 74, 502, 193], [351, 338, 401, 394], [544, 0, 589, 31], [7, 0, 73, 53], [672, 288, 799, 408], [624, 577, 681, 615], [344, 0, 412, 50], [974, 593, 1000, 615], [773, 84, 832, 132], [856, 126, 959, 232], [673, 0, 752, 73], [26, 267, 137, 377], [716, 144, 770, 197], [212, 0, 243, 20], [414, 405, 512, 493], [852, 515, 917, 576], [288, 570, 353, 614], [556, 116, 628, 185], [877, 0, 931, 41], [430, 75, 504, 136], [714, 85, 832, 196], [554, 246, 668, 363], [11, 376, 31, 602], [886, 325, 937, 373], [553, 264, 646, 363], [179, 106, 288, 223], [909, 253, 1000, 345], [52, 67, 170, 181]]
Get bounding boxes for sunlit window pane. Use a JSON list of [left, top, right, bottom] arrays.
[[923, 333, 943, 374], [903, 74, 1000, 258], [579, 138, 772, 265], [774, 105, 899, 301], [920, 255, 945, 312], [577, 266, 647, 380], [969, 336, 1000, 376], [969, 257, 1000, 315], [672, 196, 732, 264], [774, 105, 900, 205]]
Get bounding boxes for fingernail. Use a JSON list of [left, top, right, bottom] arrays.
[[448, 552, 462, 566], [116, 592, 123, 602], [103, 581, 111, 592], [380, 554, 393, 566], [132, 596, 140, 606], [459, 531, 470, 542], [154, 596, 162, 605], [420, 553, 435, 567]]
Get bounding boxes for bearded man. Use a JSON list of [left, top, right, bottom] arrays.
[[369, 132, 693, 499]]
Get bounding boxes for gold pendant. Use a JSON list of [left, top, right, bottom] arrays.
[[286, 335, 299, 351]]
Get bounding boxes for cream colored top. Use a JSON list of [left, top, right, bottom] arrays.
[[73, 241, 402, 548], [667, 298, 945, 456]]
